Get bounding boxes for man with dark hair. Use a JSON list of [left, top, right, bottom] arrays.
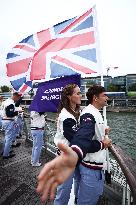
[[37, 85, 112, 204], [1, 92, 22, 159]]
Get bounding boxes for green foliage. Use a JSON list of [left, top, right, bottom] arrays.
[[1, 85, 10, 92], [127, 91, 136, 97], [128, 83, 136, 91], [107, 84, 119, 92], [107, 83, 126, 92], [86, 80, 96, 85], [86, 81, 97, 89]]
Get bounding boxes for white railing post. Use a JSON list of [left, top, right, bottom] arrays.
[[122, 186, 126, 205]]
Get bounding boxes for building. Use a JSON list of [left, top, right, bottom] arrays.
[[126, 74, 136, 91], [81, 74, 136, 94], [111, 76, 126, 91]]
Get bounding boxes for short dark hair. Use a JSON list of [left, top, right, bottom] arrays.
[[13, 92, 22, 97], [86, 85, 106, 104]]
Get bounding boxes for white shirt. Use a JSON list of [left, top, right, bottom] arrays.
[[31, 111, 45, 128]]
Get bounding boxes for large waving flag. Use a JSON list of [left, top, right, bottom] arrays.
[[6, 6, 100, 92]]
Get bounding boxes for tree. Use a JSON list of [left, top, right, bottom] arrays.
[[107, 84, 119, 92], [1, 85, 10, 92], [86, 80, 96, 85], [107, 83, 126, 92], [128, 83, 136, 91]]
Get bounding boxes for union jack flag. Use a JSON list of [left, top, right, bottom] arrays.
[[6, 6, 100, 93]]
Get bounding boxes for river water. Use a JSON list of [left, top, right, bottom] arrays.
[[106, 112, 136, 160], [47, 112, 136, 160]]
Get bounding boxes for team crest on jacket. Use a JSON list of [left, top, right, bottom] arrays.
[[72, 124, 78, 131], [83, 117, 92, 122]]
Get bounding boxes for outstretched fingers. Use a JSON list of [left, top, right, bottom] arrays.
[[50, 181, 59, 201], [40, 176, 56, 202], [37, 162, 56, 197], [36, 143, 77, 203]]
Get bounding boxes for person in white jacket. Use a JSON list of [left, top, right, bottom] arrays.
[[30, 111, 46, 167], [53, 83, 82, 205], [1, 92, 22, 159]]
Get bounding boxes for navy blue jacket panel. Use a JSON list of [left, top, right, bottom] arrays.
[[63, 118, 78, 143], [5, 104, 18, 118], [71, 113, 102, 158]]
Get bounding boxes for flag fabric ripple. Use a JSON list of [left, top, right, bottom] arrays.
[[6, 6, 99, 93]]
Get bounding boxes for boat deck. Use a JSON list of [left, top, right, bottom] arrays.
[[0, 132, 53, 205], [0, 130, 77, 205]]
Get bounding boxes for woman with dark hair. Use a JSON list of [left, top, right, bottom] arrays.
[[54, 84, 82, 205]]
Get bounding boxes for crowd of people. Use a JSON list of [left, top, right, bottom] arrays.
[[0, 84, 112, 205], [0, 92, 46, 167]]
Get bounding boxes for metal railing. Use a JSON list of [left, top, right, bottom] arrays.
[[110, 145, 136, 204], [0, 92, 11, 100]]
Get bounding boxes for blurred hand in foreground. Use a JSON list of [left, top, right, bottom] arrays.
[[37, 143, 78, 202]]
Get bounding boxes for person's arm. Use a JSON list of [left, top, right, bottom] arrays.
[[37, 143, 78, 202], [5, 104, 18, 117], [37, 136, 112, 202], [70, 113, 104, 159]]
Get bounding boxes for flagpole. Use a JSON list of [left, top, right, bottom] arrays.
[[93, 5, 106, 118], [93, 5, 110, 174]]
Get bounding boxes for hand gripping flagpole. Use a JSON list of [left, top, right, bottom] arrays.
[[93, 5, 111, 178]]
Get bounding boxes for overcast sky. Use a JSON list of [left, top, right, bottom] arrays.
[[0, 0, 136, 86]]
